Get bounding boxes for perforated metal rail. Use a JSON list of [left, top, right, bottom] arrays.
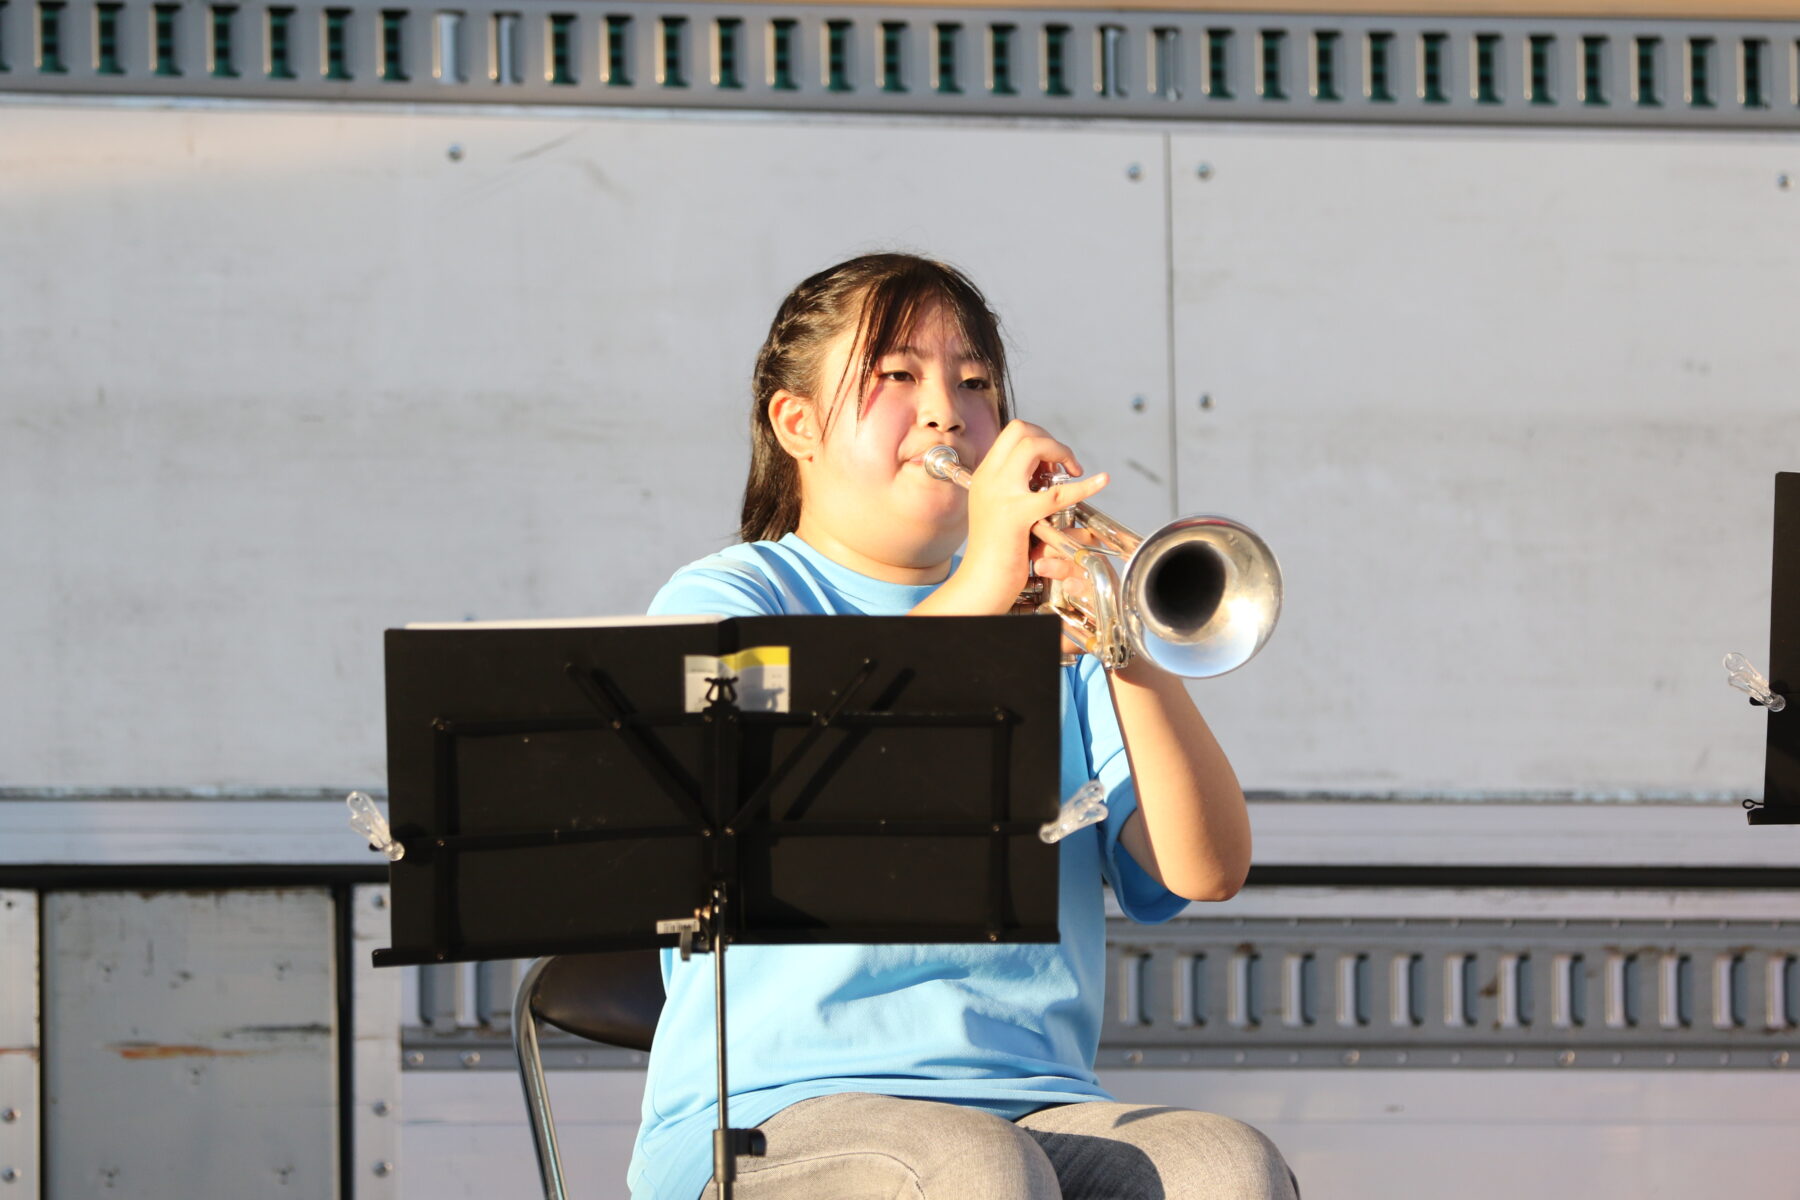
[[4, 2, 1800, 128], [401, 909, 1800, 1071]]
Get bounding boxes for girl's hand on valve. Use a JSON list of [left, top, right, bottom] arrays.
[[962, 421, 1108, 609]]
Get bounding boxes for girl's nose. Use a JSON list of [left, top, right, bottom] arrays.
[[920, 384, 963, 432]]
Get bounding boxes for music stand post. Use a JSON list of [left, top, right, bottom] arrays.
[[373, 615, 1066, 1198], [1745, 473, 1797, 824]]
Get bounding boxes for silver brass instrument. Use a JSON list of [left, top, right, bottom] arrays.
[[922, 445, 1282, 678]]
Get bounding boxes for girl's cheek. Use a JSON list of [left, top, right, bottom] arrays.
[[966, 405, 1003, 451]]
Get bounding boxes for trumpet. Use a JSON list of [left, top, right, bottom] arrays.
[[922, 445, 1282, 678]]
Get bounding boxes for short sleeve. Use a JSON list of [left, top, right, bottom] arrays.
[[1073, 658, 1188, 926], [648, 561, 784, 619]]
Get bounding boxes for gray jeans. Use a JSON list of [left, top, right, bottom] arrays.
[[700, 1091, 1298, 1199]]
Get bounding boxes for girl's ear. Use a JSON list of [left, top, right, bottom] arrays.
[[768, 390, 819, 462]]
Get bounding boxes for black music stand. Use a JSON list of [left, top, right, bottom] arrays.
[[372, 614, 1065, 1195], [1747, 472, 1798, 825]]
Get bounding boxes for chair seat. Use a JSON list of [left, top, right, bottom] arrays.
[[531, 949, 666, 1053]]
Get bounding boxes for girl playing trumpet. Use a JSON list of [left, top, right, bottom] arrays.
[[632, 252, 1296, 1200]]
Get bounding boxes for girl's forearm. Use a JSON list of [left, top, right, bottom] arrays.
[[1108, 663, 1252, 902], [908, 561, 1017, 617]]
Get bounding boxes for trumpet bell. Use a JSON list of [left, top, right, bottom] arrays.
[[1122, 517, 1282, 679]]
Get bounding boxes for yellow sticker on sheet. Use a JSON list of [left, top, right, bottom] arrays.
[[683, 646, 791, 713]]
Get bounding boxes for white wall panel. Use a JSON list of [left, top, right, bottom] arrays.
[[6, 101, 1791, 798], [40, 888, 338, 1198], [0, 892, 39, 1199], [1168, 126, 1798, 796], [1, 101, 1169, 787]]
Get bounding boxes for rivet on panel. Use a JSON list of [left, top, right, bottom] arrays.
[[460, 1051, 481, 1067], [0, 1109, 15, 1123], [447, 144, 465, 162], [404, 1051, 425, 1067], [1198, 393, 1214, 410], [1130, 395, 1147, 413], [1779, 172, 1791, 190], [1772, 1051, 1790, 1067], [1126, 163, 1143, 181], [1, 1167, 18, 1183], [1557, 1050, 1576, 1066], [371, 1100, 391, 1117], [372, 893, 387, 909], [373, 1161, 395, 1177], [1195, 162, 1215, 180]]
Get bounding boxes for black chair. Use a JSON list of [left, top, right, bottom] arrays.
[[513, 951, 666, 1200]]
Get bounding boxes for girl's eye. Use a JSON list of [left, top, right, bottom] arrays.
[[880, 370, 915, 383], [961, 377, 991, 391]]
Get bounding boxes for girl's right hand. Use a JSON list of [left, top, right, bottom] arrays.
[[956, 420, 1109, 612]]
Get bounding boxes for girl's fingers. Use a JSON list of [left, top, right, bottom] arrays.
[[1043, 472, 1108, 512], [992, 422, 1084, 482], [1030, 553, 1082, 582]]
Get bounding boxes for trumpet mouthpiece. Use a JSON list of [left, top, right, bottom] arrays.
[[922, 445, 963, 481]]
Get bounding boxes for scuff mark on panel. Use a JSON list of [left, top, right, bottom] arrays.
[[1125, 458, 1164, 485], [109, 1042, 260, 1059]]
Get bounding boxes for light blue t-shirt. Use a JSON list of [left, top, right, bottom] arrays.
[[628, 534, 1186, 1200]]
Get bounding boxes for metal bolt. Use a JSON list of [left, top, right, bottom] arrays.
[[1126, 163, 1143, 181], [0, 1109, 15, 1123], [371, 1100, 391, 1117], [460, 1051, 481, 1068], [1196, 162, 1215, 180], [1130, 395, 1147, 413], [404, 1051, 424, 1067], [447, 144, 464, 162], [1342, 1050, 1360, 1065], [1125, 1050, 1144, 1065], [373, 1161, 395, 1178], [1198, 393, 1214, 410], [1, 1167, 17, 1183], [372, 892, 387, 909], [1773, 1051, 1790, 1067], [1779, 172, 1792, 190], [1557, 1050, 1576, 1066]]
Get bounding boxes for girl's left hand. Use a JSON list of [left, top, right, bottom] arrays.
[[1027, 537, 1097, 658]]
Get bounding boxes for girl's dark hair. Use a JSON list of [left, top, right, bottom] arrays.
[[740, 253, 1013, 544]]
